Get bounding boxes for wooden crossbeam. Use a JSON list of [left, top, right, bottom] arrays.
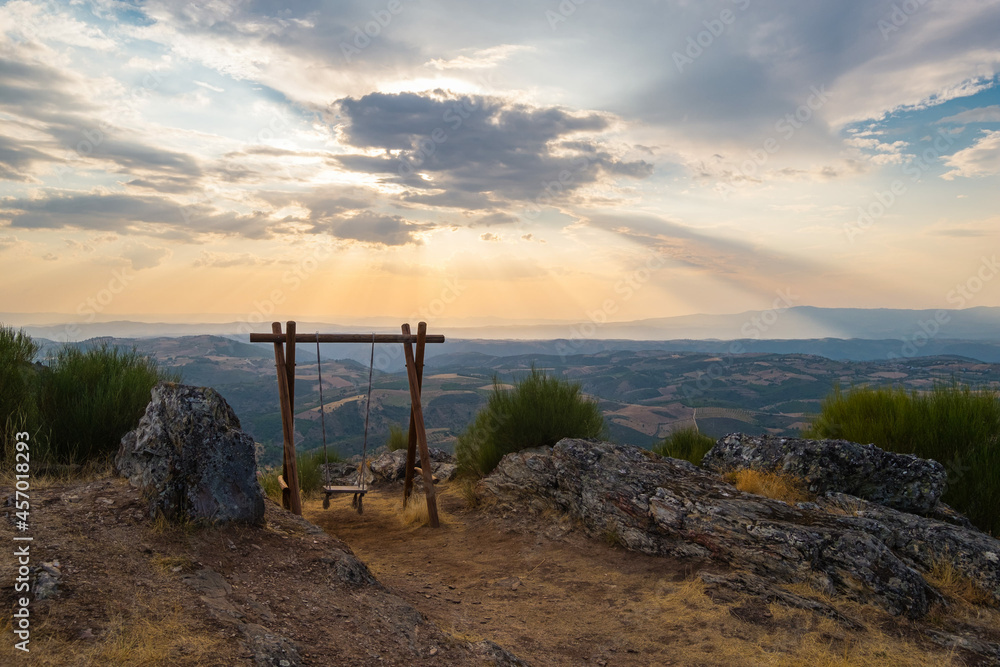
[[250, 333, 445, 344]]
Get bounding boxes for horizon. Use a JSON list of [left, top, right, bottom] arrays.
[[1, 2, 999, 324]]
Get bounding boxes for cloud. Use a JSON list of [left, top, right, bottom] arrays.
[[938, 105, 1000, 125], [0, 191, 278, 239], [0, 49, 201, 189], [427, 44, 532, 70], [584, 212, 825, 292], [318, 211, 427, 246], [334, 92, 652, 204], [0, 134, 53, 181], [473, 212, 519, 226], [479, 232, 501, 242], [193, 251, 279, 268], [121, 241, 170, 270], [941, 130, 1000, 180]]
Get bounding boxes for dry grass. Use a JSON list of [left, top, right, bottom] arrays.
[[640, 577, 958, 667], [0, 457, 113, 489], [924, 558, 995, 606], [0, 600, 224, 666], [725, 468, 814, 504], [456, 477, 482, 508], [400, 495, 435, 527], [151, 554, 197, 575]]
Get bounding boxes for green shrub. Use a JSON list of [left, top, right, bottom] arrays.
[[804, 382, 1000, 536], [0, 325, 40, 446], [258, 447, 341, 502], [386, 423, 409, 452], [296, 448, 342, 498], [654, 426, 716, 465], [38, 343, 177, 465], [456, 366, 604, 477]]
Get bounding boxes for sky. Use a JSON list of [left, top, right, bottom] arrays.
[[1, 0, 999, 332]]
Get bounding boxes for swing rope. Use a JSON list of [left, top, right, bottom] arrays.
[[358, 332, 376, 492], [316, 334, 331, 489]]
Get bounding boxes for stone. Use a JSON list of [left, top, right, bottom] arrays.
[[34, 561, 61, 600], [701, 433, 947, 514], [116, 382, 265, 525], [322, 461, 374, 487], [369, 448, 457, 483], [482, 438, 1000, 619]]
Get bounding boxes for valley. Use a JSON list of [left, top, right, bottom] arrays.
[[43, 336, 1000, 466]]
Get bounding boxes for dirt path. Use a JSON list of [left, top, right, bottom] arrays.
[[307, 485, 713, 666], [305, 483, 974, 667]]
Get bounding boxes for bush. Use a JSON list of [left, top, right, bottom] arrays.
[[258, 448, 341, 502], [654, 426, 715, 465], [804, 383, 1000, 536], [386, 423, 409, 451], [0, 325, 40, 442], [456, 366, 604, 477], [38, 344, 177, 465]]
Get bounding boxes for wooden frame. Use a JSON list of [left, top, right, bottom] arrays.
[[250, 321, 444, 527]]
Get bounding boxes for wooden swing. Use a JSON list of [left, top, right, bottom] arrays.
[[250, 321, 445, 527], [315, 332, 371, 512]]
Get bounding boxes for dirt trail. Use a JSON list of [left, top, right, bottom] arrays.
[[307, 484, 720, 666], [305, 483, 978, 667]]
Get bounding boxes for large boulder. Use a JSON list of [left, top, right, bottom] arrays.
[[701, 433, 947, 514], [116, 382, 265, 524], [482, 438, 1000, 619]]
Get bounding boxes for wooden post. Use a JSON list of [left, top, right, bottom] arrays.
[[403, 321, 427, 505], [402, 322, 439, 527], [272, 321, 302, 516]]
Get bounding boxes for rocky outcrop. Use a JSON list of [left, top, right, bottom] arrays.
[[369, 448, 458, 484], [116, 382, 265, 524], [482, 438, 1000, 619], [701, 433, 947, 514]]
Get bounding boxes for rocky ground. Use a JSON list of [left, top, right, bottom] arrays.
[[317, 476, 1000, 667], [2, 439, 999, 665], [0, 475, 514, 666]]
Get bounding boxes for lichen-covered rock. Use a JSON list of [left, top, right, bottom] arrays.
[[482, 438, 1000, 619], [701, 433, 946, 514], [116, 382, 264, 524], [369, 448, 455, 483], [322, 460, 374, 487]]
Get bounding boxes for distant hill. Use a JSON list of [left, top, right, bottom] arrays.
[[9, 305, 1000, 347]]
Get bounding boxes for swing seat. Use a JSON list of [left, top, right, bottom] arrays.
[[322, 485, 367, 495]]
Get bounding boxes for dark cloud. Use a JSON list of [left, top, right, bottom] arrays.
[[0, 191, 276, 240], [333, 92, 652, 204], [317, 211, 426, 246], [0, 135, 52, 181]]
